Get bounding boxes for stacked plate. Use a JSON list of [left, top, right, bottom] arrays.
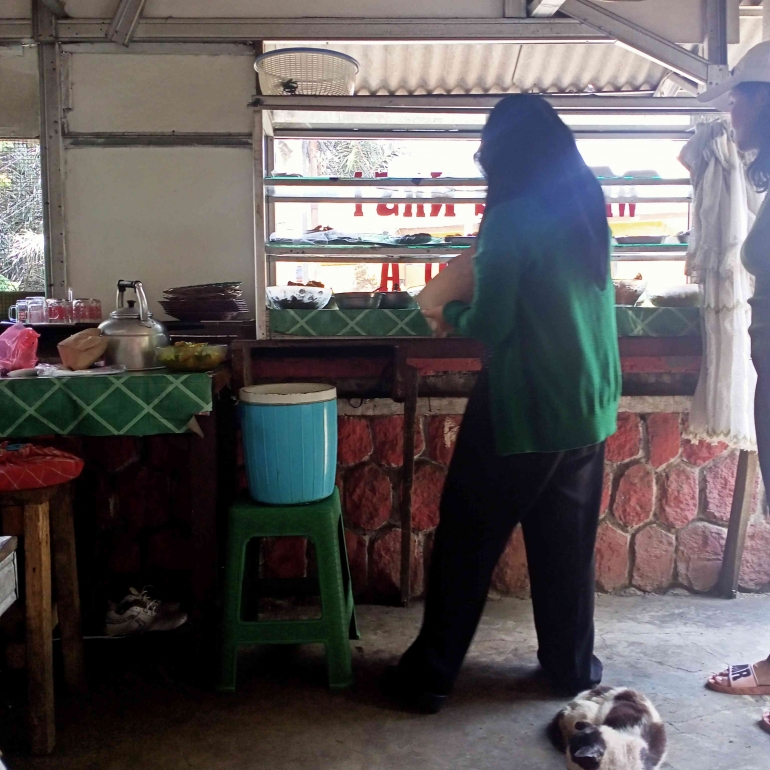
[[160, 282, 249, 321]]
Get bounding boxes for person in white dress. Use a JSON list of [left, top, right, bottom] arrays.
[[699, 41, 770, 734]]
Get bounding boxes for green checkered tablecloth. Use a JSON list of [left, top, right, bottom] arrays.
[[269, 307, 701, 339], [0, 372, 213, 438]]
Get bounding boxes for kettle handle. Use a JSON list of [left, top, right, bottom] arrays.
[[116, 280, 150, 324]]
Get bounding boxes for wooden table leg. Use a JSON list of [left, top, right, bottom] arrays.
[[189, 412, 220, 679], [400, 366, 419, 608], [23, 501, 55, 755], [49, 483, 86, 692], [717, 450, 759, 599]]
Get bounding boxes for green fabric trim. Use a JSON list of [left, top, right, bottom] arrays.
[[0, 372, 213, 438]]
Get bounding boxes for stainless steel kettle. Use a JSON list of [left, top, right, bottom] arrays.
[[99, 281, 169, 370]]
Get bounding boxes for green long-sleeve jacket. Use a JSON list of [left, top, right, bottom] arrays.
[[443, 196, 621, 456]]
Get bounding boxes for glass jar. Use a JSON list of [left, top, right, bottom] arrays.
[[27, 298, 47, 325], [8, 299, 28, 323], [46, 298, 68, 324], [88, 299, 102, 321], [72, 299, 89, 323]]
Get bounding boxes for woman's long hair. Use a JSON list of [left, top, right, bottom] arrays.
[[477, 95, 609, 288], [735, 82, 770, 193]]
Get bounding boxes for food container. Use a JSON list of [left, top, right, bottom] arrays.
[[240, 383, 338, 505], [613, 278, 647, 306], [647, 285, 701, 308], [377, 291, 415, 310], [58, 328, 108, 371], [156, 342, 228, 372], [267, 286, 332, 310], [333, 292, 382, 310], [616, 236, 666, 245]]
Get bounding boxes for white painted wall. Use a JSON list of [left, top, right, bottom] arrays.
[[64, 148, 255, 319], [0, 45, 39, 138], [66, 53, 255, 133], [0, 0, 31, 18]]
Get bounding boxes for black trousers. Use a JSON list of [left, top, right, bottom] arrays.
[[753, 342, 770, 491], [399, 370, 605, 695]]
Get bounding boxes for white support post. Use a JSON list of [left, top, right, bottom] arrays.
[[107, 0, 148, 47], [560, 0, 721, 85], [504, 0, 527, 18], [528, 0, 567, 17], [705, 0, 729, 66], [34, 1, 68, 299], [765, 2, 770, 42], [253, 111, 268, 341], [265, 133, 277, 288]]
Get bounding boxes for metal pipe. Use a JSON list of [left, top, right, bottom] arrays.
[[706, 0, 729, 66], [34, 1, 68, 299], [254, 94, 718, 114]]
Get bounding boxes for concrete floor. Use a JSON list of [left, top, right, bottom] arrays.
[[5, 594, 770, 770]]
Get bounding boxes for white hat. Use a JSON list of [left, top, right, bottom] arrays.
[[699, 40, 770, 111]]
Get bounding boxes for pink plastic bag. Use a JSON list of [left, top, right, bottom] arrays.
[[0, 323, 40, 372]]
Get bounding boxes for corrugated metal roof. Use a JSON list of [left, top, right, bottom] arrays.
[[271, 16, 763, 96], [272, 42, 665, 95]]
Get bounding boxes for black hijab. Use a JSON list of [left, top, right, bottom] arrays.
[[477, 95, 610, 288]]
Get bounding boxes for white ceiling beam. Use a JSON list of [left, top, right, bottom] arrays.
[[0, 20, 34, 41], [252, 94, 718, 115], [55, 17, 608, 43], [529, 0, 567, 17], [107, 0, 148, 47], [559, 0, 724, 85]]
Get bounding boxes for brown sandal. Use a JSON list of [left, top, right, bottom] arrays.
[[706, 664, 770, 696]]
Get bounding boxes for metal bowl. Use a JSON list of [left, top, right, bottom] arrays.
[[333, 292, 383, 310], [377, 291, 415, 310], [266, 286, 332, 310], [616, 235, 666, 245]]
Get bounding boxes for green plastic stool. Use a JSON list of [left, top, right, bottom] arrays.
[[218, 489, 359, 691]]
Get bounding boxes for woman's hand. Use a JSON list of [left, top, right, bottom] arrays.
[[422, 305, 453, 338]]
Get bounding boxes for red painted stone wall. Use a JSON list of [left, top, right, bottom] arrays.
[[330, 410, 770, 602]]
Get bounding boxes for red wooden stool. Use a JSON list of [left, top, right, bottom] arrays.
[[0, 443, 85, 755]]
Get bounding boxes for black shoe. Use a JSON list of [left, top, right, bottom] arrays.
[[380, 666, 448, 715]]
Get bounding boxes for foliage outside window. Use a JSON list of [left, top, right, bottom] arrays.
[[0, 141, 44, 292]]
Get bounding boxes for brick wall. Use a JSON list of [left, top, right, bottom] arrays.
[[29, 401, 768, 623], [323, 400, 770, 602]]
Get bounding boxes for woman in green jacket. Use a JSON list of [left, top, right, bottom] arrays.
[[387, 95, 621, 713]]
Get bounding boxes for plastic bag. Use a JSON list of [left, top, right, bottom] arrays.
[[0, 323, 39, 373]]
